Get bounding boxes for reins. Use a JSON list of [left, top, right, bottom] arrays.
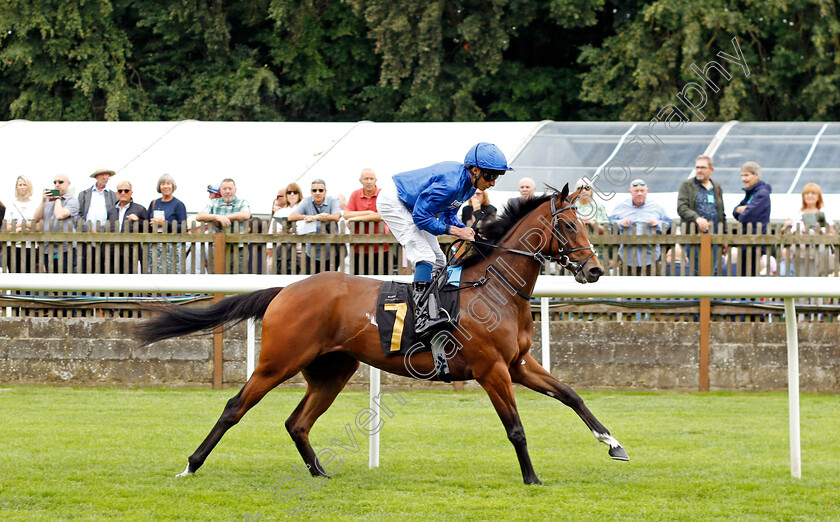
[[443, 193, 598, 300], [443, 241, 533, 300]]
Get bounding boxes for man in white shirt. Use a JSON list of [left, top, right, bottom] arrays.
[[77, 167, 118, 271], [78, 167, 117, 229]]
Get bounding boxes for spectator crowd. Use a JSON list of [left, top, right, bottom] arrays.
[[1, 158, 836, 277]]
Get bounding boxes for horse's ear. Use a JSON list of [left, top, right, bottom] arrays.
[[560, 183, 570, 203]]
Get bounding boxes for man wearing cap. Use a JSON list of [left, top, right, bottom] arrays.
[[609, 179, 672, 276], [377, 142, 513, 336], [188, 183, 222, 274]]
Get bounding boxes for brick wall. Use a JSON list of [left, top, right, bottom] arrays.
[[1, 317, 837, 392]]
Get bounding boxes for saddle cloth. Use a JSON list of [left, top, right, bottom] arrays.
[[375, 274, 461, 356]]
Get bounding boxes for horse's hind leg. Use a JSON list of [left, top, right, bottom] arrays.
[[177, 362, 304, 477], [511, 353, 629, 461], [284, 353, 360, 477]]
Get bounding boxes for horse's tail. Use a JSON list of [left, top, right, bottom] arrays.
[[135, 287, 284, 346]]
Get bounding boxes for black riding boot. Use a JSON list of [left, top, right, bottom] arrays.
[[412, 281, 449, 340]]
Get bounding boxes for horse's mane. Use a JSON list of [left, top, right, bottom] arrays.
[[455, 186, 563, 270]]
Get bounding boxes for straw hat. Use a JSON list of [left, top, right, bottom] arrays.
[[90, 167, 116, 178]]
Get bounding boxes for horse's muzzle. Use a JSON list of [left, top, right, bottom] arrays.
[[575, 259, 604, 284]]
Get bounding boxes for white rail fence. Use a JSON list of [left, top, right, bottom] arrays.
[[3, 274, 838, 478]]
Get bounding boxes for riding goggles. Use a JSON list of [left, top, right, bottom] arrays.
[[481, 169, 505, 182]]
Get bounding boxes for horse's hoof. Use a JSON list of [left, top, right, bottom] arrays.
[[176, 464, 194, 477], [524, 477, 544, 486], [609, 446, 629, 461]]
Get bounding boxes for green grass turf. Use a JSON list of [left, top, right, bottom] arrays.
[[0, 386, 838, 521]]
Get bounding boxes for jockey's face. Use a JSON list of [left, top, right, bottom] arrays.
[[470, 166, 496, 190]]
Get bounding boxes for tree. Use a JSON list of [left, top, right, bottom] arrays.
[[0, 0, 142, 120], [119, 0, 284, 120], [483, 0, 611, 121], [266, 0, 385, 121], [351, 0, 612, 121], [350, 0, 532, 120], [578, 0, 840, 121], [0, 0, 621, 122]]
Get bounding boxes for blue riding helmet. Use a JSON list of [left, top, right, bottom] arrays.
[[464, 142, 515, 172]]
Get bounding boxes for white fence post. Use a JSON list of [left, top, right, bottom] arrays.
[[369, 365, 381, 469], [540, 297, 550, 371], [784, 298, 801, 478], [246, 317, 256, 380]]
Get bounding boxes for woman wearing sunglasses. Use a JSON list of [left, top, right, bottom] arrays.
[[376, 141, 512, 337], [270, 183, 304, 274]]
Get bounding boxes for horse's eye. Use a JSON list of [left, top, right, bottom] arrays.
[[565, 222, 576, 230]]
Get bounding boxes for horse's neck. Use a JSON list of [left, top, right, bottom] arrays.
[[467, 227, 544, 300]]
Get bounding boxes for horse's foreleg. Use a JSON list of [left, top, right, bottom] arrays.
[[476, 362, 542, 485], [177, 363, 299, 477], [285, 353, 360, 477], [511, 353, 628, 461]]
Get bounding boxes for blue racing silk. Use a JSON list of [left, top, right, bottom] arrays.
[[393, 161, 475, 235]]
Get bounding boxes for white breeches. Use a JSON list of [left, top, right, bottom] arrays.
[[377, 183, 446, 269]]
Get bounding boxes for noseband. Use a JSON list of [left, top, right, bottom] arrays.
[[545, 195, 598, 275]]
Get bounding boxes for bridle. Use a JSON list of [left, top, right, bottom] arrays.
[[467, 193, 597, 276], [447, 193, 598, 301], [543, 194, 598, 275]]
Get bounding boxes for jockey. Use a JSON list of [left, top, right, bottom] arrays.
[[377, 142, 513, 336]]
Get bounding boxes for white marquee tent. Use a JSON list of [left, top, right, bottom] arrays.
[[0, 120, 534, 217], [1, 120, 836, 221]]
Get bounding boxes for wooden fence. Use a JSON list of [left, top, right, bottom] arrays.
[[1, 218, 838, 321]]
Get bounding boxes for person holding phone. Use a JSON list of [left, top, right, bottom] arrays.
[[781, 182, 836, 276], [460, 187, 497, 232], [782, 183, 835, 235], [33, 173, 80, 272]]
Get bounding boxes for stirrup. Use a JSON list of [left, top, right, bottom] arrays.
[[416, 312, 449, 332], [415, 306, 449, 336]]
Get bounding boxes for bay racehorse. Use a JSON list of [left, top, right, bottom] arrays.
[[136, 184, 628, 485]]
